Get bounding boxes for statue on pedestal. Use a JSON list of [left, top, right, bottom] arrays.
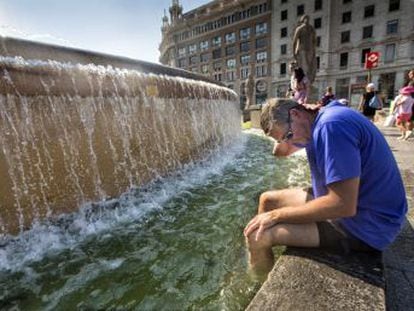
[[245, 70, 255, 110], [293, 15, 317, 84]]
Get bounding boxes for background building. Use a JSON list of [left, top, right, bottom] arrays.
[[161, 0, 414, 108], [159, 0, 272, 108]]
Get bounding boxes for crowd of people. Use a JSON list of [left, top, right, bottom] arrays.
[[243, 67, 413, 277]]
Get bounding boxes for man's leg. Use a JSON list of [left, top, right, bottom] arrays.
[[246, 222, 319, 276], [246, 188, 316, 276], [258, 188, 313, 214]]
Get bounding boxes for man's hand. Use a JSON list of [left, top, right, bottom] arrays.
[[244, 211, 279, 241]]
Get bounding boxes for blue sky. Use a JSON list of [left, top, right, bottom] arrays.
[[0, 0, 207, 63]]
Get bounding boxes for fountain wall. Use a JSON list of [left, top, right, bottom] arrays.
[[0, 37, 240, 234]]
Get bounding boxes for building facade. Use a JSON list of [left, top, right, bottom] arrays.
[[159, 0, 272, 107], [160, 0, 414, 108]]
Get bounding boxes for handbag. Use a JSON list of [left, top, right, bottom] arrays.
[[368, 95, 382, 109], [383, 114, 396, 127]]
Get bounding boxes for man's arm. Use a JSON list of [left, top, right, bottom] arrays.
[[244, 177, 359, 239]]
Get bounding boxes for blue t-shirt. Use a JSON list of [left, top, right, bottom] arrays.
[[306, 101, 407, 250]]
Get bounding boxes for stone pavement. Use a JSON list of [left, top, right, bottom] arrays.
[[246, 124, 414, 311], [380, 124, 414, 311]]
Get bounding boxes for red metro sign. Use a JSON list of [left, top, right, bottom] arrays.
[[365, 51, 380, 69]]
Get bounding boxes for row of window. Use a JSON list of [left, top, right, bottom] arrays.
[[178, 43, 268, 67], [178, 51, 267, 71], [277, 43, 399, 76], [177, 23, 268, 57], [174, 2, 269, 42], [178, 51, 268, 69], [280, 0, 400, 13], [339, 44, 397, 68], [340, 19, 399, 43], [212, 65, 269, 82]]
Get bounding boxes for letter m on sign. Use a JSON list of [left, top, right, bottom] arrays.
[[365, 51, 380, 69]]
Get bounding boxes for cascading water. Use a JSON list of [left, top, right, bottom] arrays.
[[0, 56, 240, 234]]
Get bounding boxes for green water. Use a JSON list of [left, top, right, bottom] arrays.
[[0, 133, 310, 310]]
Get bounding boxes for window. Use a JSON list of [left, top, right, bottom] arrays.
[[227, 58, 236, 68], [226, 71, 236, 81], [343, 0, 351, 3], [315, 0, 322, 11], [256, 65, 268, 77], [241, 68, 249, 79], [256, 37, 267, 49], [256, 22, 268, 35], [316, 36, 321, 47], [178, 58, 187, 68], [386, 20, 398, 35], [281, 44, 287, 55], [280, 63, 287, 75], [213, 61, 222, 71], [340, 52, 348, 68], [212, 48, 221, 59], [256, 51, 267, 62], [389, 0, 400, 11], [226, 45, 236, 56], [362, 25, 373, 39], [281, 0, 287, 3], [240, 54, 250, 65], [212, 36, 221, 47], [297, 4, 305, 16], [281, 10, 288, 21], [240, 41, 250, 53], [178, 47, 186, 57], [342, 11, 351, 23], [361, 48, 371, 64], [384, 43, 396, 63], [316, 56, 320, 70], [341, 31, 350, 43], [240, 28, 251, 40], [190, 55, 198, 65], [225, 32, 236, 44], [336, 78, 350, 99], [188, 44, 197, 54], [200, 40, 209, 51], [201, 64, 209, 74], [200, 53, 209, 63], [364, 5, 375, 18], [214, 73, 222, 81], [281, 27, 288, 38], [314, 17, 322, 29]]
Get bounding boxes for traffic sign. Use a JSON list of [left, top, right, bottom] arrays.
[[365, 52, 380, 69]]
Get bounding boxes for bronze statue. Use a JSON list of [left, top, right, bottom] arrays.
[[293, 15, 317, 84]]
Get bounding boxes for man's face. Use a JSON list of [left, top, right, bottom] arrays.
[[268, 109, 312, 148]]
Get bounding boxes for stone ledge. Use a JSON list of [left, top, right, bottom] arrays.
[[246, 248, 384, 311]]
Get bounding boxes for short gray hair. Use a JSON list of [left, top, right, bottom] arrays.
[[260, 98, 300, 135]]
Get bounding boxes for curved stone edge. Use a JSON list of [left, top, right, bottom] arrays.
[[0, 36, 220, 86]]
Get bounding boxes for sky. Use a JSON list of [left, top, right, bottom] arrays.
[[0, 0, 208, 63]]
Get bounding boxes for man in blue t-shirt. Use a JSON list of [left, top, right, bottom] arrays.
[[244, 98, 407, 276]]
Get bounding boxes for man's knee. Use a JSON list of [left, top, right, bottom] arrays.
[[258, 191, 282, 213], [245, 229, 274, 251]]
